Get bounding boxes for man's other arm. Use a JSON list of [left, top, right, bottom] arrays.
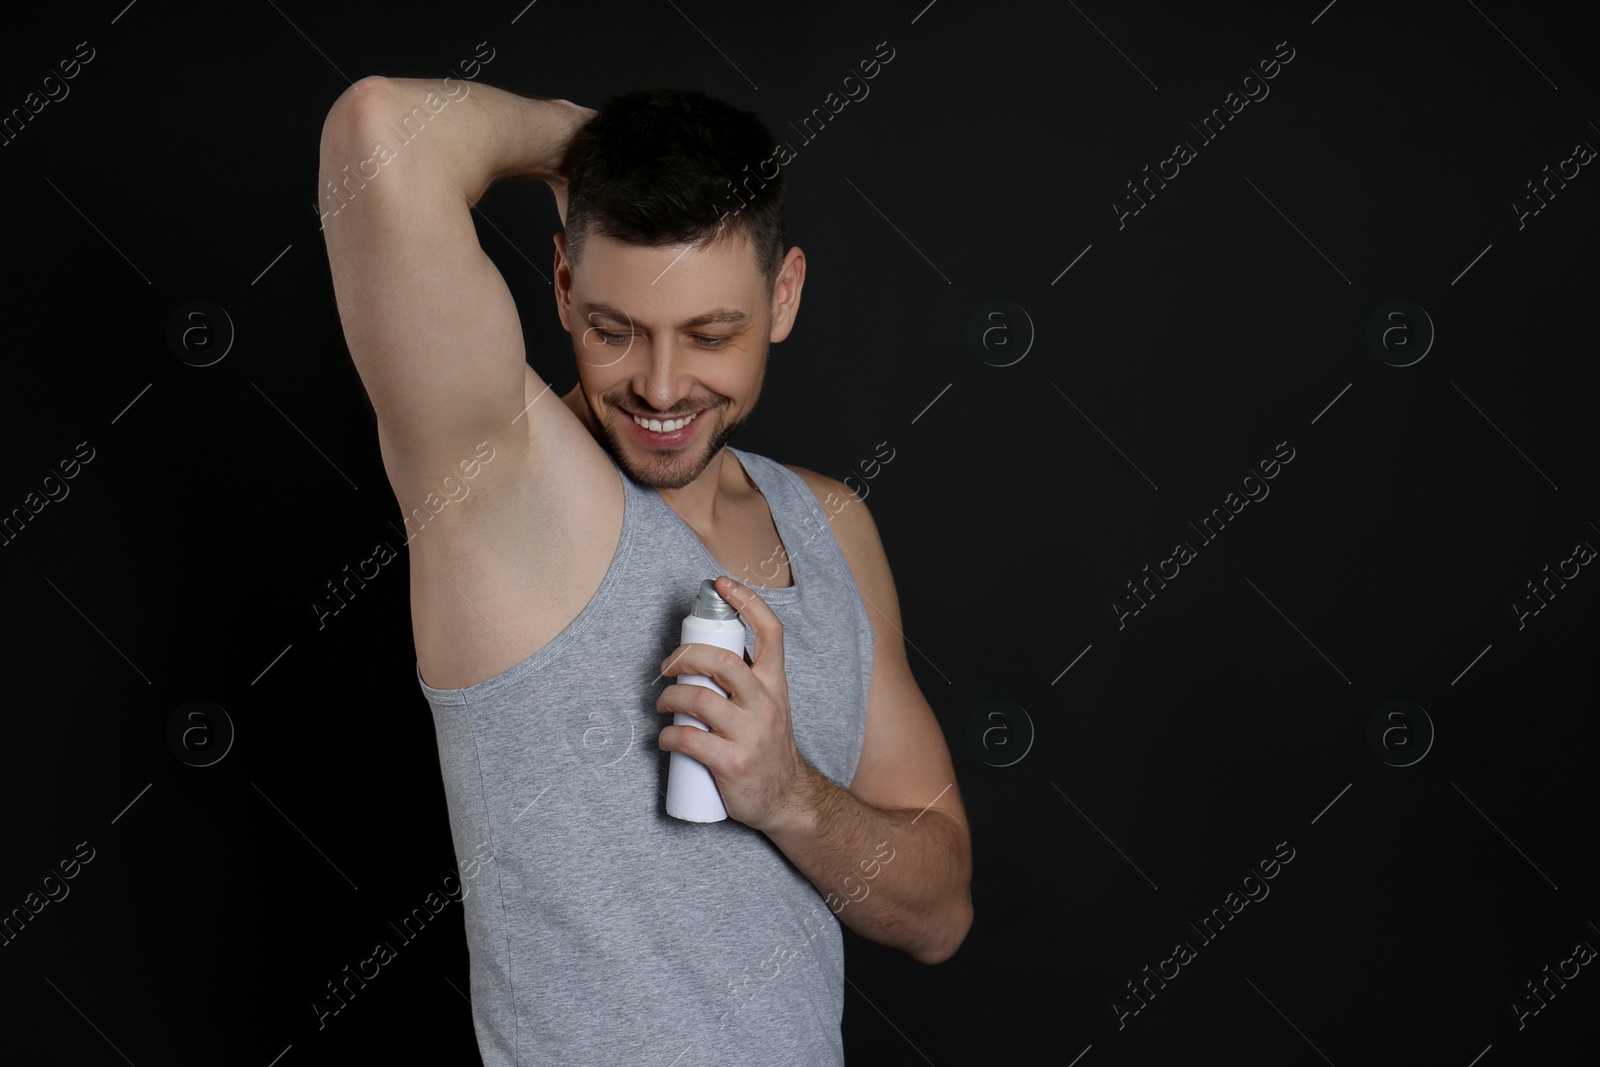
[[767, 468, 973, 965]]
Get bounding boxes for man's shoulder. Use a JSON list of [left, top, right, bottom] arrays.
[[775, 461, 883, 583], [781, 462, 844, 502], [773, 461, 865, 516]]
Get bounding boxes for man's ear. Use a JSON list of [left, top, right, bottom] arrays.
[[768, 246, 805, 344], [553, 232, 572, 332]]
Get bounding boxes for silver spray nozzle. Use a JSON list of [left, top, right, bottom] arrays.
[[691, 578, 738, 620]]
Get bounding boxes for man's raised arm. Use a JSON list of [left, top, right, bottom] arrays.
[[317, 75, 591, 491]]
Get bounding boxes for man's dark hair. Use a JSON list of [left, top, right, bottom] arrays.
[[561, 88, 786, 292]]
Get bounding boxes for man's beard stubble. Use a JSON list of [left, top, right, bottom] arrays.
[[600, 394, 749, 490]]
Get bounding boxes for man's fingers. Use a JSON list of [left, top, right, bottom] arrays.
[[716, 576, 783, 678]]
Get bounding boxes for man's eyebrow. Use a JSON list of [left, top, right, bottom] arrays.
[[581, 302, 750, 329]]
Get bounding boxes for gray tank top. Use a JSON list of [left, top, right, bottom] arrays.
[[416, 446, 873, 1065]]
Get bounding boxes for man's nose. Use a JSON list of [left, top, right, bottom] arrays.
[[638, 341, 687, 413]]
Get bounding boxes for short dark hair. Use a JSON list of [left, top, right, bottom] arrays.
[[561, 88, 786, 292]]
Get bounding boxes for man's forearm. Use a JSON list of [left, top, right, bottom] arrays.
[[764, 760, 973, 965], [332, 76, 582, 206]]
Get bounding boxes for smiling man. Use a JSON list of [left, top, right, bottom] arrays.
[[319, 76, 971, 1066]]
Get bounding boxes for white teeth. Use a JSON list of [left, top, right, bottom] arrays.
[[632, 410, 698, 433]]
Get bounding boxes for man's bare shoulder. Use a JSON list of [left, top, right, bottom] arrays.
[[782, 464, 857, 512], [781, 463, 882, 572]]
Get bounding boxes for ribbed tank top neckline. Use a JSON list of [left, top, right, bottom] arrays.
[[637, 445, 804, 606]]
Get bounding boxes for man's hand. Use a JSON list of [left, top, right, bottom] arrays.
[[656, 575, 807, 834], [544, 99, 596, 228]]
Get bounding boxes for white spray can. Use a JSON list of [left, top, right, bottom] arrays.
[[665, 578, 743, 822]]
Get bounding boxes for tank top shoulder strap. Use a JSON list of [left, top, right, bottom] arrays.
[[730, 448, 835, 542]]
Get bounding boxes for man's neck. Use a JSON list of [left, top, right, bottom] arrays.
[[561, 383, 746, 531], [656, 449, 743, 533]]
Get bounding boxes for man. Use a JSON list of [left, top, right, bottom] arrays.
[[318, 74, 971, 1065]]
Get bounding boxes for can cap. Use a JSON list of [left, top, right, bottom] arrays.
[[691, 577, 737, 620]]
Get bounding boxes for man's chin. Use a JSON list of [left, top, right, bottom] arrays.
[[607, 429, 714, 490], [620, 453, 708, 490], [606, 409, 745, 490]]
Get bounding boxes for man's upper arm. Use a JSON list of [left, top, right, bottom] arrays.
[[319, 77, 534, 485], [786, 466, 969, 833]]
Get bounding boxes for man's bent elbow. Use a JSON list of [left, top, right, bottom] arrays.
[[912, 894, 973, 965], [325, 76, 391, 128], [318, 77, 390, 181]]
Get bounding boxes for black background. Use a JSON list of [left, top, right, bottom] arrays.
[[1, 1, 1595, 1064]]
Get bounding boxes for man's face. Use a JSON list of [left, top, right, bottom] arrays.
[[554, 228, 803, 490]]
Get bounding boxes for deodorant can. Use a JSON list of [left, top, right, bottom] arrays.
[[665, 578, 744, 822]]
